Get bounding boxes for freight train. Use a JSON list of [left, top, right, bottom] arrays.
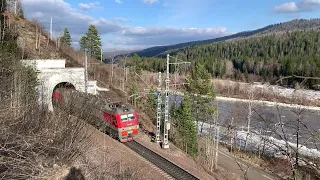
[[52, 88, 139, 142]]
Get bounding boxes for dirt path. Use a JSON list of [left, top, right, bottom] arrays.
[[217, 148, 279, 180]]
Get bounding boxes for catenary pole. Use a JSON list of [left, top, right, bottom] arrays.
[[156, 72, 162, 143]]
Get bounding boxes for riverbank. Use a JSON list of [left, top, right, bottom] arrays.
[[213, 79, 320, 107]]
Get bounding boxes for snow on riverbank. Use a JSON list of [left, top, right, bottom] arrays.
[[216, 96, 320, 111], [198, 122, 320, 158], [236, 131, 320, 158]]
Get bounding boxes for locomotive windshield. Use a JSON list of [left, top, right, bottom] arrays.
[[120, 113, 135, 122], [120, 114, 128, 122]]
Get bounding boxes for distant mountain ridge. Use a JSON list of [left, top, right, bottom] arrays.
[[118, 18, 320, 58], [104, 49, 140, 57]]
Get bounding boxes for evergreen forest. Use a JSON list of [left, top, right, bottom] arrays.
[[127, 30, 320, 90]]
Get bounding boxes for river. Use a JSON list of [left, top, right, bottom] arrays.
[[169, 95, 320, 149]]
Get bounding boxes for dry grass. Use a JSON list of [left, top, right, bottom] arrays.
[[0, 13, 93, 180], [0, 65, 91, 180]]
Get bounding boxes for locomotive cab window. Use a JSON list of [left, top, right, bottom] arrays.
[[120, 114, 135, 122], [120, 115, 128, 122], [128, 114, 135, 121]]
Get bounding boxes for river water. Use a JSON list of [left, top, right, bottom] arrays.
[[169, 95, 320, 149]]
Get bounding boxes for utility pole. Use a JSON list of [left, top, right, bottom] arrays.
[[156, 72, 162, 143], [37, 18, 61, 40], [124, 55, 128, 83], [162, 54, 191, 149], [295, 113, 301, 179], [247, 86, 253, 133], [110, 56, 114, 84], [163, 54, 170, 149], [125, 67, 128, 82], [84, 50, 88, 93], [215, 125, 220, 169], [100, 48, 103, 64], [50, 17, 53, 40], [246, 86, 253, 150], [14, 0, 17, 15]]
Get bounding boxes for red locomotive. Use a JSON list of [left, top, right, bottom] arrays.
[[52, 88, 139, 142]]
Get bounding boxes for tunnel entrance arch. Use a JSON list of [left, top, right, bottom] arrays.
[[52, 82, 76, 110], [53, 82, 75, 92], [21, 59, 100, 111]]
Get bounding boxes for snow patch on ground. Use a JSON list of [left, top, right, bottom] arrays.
[[235, 131, 320, 158], [197, 122, 320, 158]]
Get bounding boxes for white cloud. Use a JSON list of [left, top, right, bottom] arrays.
[[143, 0, 158, 4], [22, 0, 230, 50], [22, 0, 124, 35], [114, 27, 230, 46], [79, 1, 100, 11], [114, 17, 131, 22], [273, 0, 320, 13], [273, 2, 299, 13], [115, 0, 122, 4]]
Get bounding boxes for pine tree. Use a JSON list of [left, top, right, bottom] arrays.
[[79, 25, 102, 59], [186, 63, 216, 127], [179, 95, 198, 156], [132, 53, 142, 75], [186, 63, 215, 97], [61, 28, 72, 46], [146, 86, 157, 112], [86, 25, 102, 58], [79, 35, 88, 52], [129, 82, 139, 106]]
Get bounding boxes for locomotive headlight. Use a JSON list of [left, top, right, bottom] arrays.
[[122, 131, 128, 137], [132, 129, 138, 134]]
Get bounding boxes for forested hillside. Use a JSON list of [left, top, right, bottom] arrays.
[[121, 18, 320, 58], [176, 30, 320, 89], [128, 30, 320, 90]]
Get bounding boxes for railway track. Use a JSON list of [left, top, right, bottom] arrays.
[[125, 140, 199, 180]]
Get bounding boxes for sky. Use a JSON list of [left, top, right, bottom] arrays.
[[21, 0, 320, 52]]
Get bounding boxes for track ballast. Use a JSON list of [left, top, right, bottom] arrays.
[[125, 140, 199, 180]]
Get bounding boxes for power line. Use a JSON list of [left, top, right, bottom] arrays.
[[37, 17, 62, 40]]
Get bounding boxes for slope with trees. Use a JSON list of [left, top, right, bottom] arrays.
[[173, 30, 320, 89], [0, 3, 90, 179], [128, 30, 320, 90]]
